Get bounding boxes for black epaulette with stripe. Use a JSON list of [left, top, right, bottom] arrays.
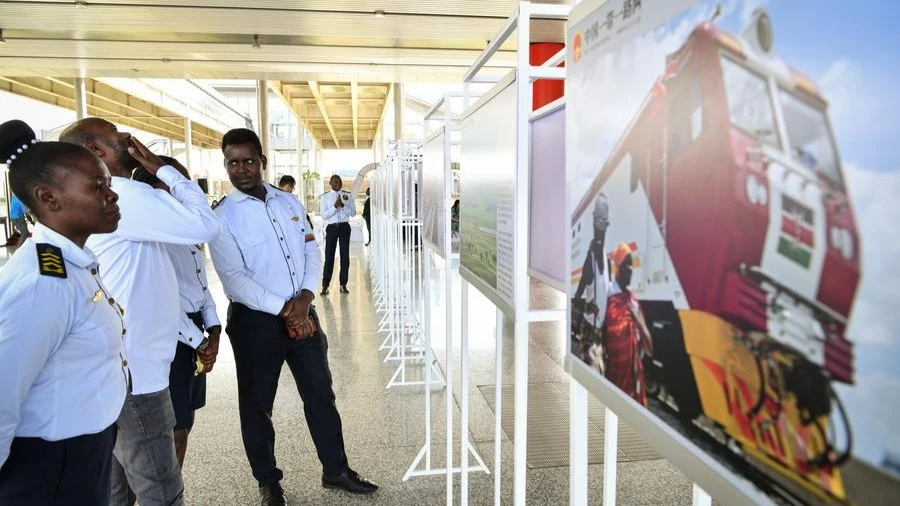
[[36, 243, 67, 278]]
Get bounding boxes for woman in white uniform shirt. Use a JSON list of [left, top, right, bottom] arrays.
[[0, 120, 128, 506]]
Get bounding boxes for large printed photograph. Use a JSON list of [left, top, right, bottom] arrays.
[[567, 1, 900, 504]]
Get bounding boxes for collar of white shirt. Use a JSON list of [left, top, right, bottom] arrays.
[[229, 183, 283, 203], [31, 223, 98, 269]]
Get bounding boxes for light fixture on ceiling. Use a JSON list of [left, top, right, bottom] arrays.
[[74, 0, 88, 8], [374, 10, 386, 18], [0, 30, 6, 44], [252, 34, 261, 49]]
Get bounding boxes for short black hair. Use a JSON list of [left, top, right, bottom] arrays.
[[278, 175, 296, 187], [1, 119, 96, 216], [221, 128, 263, 156]]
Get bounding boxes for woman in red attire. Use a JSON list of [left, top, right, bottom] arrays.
[[603, 242, 654, 406]]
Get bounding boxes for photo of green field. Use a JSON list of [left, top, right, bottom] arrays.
[[460, 180, 498, 289]]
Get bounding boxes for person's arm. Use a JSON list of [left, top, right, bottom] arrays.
[[208, 219, 286, 316], [200, 295, 221, 331], [113, 166, 220, 245], [574, 249, 594, 299], [176, 311, 205, 349], [0, 280, 70, 467], [299, 203, 323, 297], [320, 193, 338, 220]]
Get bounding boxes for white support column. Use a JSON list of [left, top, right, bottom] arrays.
[[73, 77, 88, 120], [257, 80, 271, 179], [570, 381, 588, 506], [603, 408, 619, 506], [393, 83, 404, 142], [184, 117, 192, 171], [296, 124, 305, 205]]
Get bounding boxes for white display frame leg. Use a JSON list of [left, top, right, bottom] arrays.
[[570, 380, 588, 506], [603, 407, 618, 506]]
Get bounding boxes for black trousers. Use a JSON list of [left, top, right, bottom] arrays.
[[0, 424, 116, 506], [168, 311, 207, 431], [227, 303, 349, 485], [322, 222, 351, 288], [363, 215, 371, 243]]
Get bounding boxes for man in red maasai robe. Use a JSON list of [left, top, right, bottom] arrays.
[[603, 242, 653, 406]]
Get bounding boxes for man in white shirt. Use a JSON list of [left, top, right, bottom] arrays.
[[209, 128, 376, 506], [319, 175, 356, 295], [133, 156, 222, 468], [572, 193, 618, 374], [60, 118, 221, 506]]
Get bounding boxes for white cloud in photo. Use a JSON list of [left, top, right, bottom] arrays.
[[843, 162, 900, 347]]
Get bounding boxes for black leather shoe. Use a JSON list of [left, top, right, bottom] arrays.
[[320, 287, 329, 296], [259, 482, 286, 506], [339, 285, 349, 294], [322, 469, 378, 494]]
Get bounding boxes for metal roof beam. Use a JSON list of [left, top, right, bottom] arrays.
[[308, 80, 340, 149], [351, 81, 359, 148]]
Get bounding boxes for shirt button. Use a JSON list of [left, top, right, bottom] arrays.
[[191, 251, 196, 256], [280, 237, 284, 241], [196, 269, 201, 274], [122, 328, 126, 335], [108, 298, 115, 305], [122, 359, 128, 367], [286, 255, 291, 259], [90, 268, 98, 275], [202, 287, 207, 291]]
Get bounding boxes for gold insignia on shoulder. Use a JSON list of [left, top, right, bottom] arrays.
[[36, 243, 67, 278], [92, 290, 103, 303]]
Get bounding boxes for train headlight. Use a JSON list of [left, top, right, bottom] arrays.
[[745, 174, 768, 206]]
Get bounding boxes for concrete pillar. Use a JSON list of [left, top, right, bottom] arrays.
[[73, 77, 88, 120], [256, 80, 271, 180], [183, 117, 192, 172], [393, 82, 404, 142], [296, 122, 305, 205]]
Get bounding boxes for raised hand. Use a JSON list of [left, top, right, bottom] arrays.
[[127, 136, 167, 175]]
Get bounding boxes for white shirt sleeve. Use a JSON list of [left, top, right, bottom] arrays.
[[115, 165, 221, 245], [201, 297, 220, 329], [209, 219, 287, 316], [320, 192, 338, 220], [176, 311, 205, 349], [0, 279, 70, 468], [298, 202, 322, 295]]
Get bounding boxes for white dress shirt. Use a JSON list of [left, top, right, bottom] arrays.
[[0, 225, 128, 467], [86, 165, 221, 395], [210, 184, 321, 315], [320, 189, 356, 225], [165, 243, 221, 348]]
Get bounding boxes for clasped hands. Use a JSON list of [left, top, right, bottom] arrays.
[[280, 293, 318, 340]]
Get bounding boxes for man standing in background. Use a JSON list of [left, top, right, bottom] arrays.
[[319, 175, 355, 295]]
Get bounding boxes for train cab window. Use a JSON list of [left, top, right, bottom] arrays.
[[720, 56, 779, 148], [778, 89, 844, 188], [667, 73, 703, 160]]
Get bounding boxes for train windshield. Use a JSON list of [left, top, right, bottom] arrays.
[[720, 56, 779, 148], [779, 89, 844, 188]]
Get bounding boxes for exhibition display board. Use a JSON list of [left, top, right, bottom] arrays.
[[459, 73, 518, 315], [528, 99, 567, 290], [566, 1, 899, 505]]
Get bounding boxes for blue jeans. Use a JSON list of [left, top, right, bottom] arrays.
[[109, 389, 185, 506]]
